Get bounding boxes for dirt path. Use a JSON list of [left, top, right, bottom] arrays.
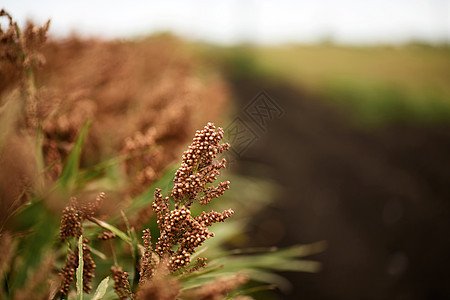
[[230, 78, 450, 300]]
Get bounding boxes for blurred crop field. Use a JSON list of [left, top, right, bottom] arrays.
[[209, 43, 450, 126], [208, 42, 450, 299], [2, 7, 450, 299]]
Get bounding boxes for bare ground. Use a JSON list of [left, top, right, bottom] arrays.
[[231, 78, 450, 300]]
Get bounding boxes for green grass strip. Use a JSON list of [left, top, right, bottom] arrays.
[[76, 235, 84, 300]]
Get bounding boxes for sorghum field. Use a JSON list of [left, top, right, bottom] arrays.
[[2, 8, 450, 300], [0, 10, 323, 300]]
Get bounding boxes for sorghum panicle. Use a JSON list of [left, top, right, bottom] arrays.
[[146, 122, 234, 273], [59, 193, 105, 242], [139, 228, 155, 285], [58, 238, 96, 296], [171, 122, 230, 208], [82, 238, 96, 293], [97, 230, 116, 240], [111, 266, 134, 300], [59, 249, 78, 297], [59, 197, 83, 242]]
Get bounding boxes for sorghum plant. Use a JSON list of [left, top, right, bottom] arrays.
[[57, 122, 242, 299], [1, 9, 324, 300], [129, 122, 236, 298], [149, 122, 232, 272], [0, 8, 50, 130], [58, 193, 105, 297]]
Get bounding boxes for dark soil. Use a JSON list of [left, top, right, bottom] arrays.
[[230, 78, 450, 300]]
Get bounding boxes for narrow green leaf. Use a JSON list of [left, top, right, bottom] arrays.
[[120, 210, 140, 290], [59, 121, 91, 190], [89, 217, 132, 244], [92, 277, 110, 300], [244, 269, 292, 292], [179, 264, 224, 282], [77, 155, 125, 185], [228, 284, 276, 299], [11, 204, 59, 291], [90, 246, 107, 260], [274, 241, 327, 258], [76, 235, 84, 300]]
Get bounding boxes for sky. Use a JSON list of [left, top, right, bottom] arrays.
[[1, 0, 449, 45]]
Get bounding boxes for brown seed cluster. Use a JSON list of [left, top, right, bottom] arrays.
[[123, 128, 162, 196], [78, 192, 105, 219], [183, 257, 208, 275], [0, 9, 21, 73], [195, 209, 235, 227], [81, 238, 96, 293], [171, 122, 230, 207], [41, 97, 97, 180], [0, 9, 49, 77], [111, 266, 134, 300], [59, 197, 83, 242], [139, 228, 155, 285], [141, 123, 234, 275], [59, 194, 103, 295], [97, 230, 116, 240], [152, 195, 230, 272], [59, 248, 77, 296], [59, 238, 96, 296], [59, 193, 105, 242], [0, 9, 50, 133]]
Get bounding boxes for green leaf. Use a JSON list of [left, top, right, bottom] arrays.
[[90, 246, 107, 260], [244, 269, 292, 292], [274, 241, 327, 258], [77, 155, 125, 186], [92, 277, 109, 300], [10, 203, 59, 291], [89, 217, 132, 245], [120, 210, 140, 290], [179, 264, 224, 284], [59, 121, 91, 191], [76, 235, 84, 300]]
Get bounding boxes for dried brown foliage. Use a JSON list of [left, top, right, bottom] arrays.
[[0, 9, 49, 94], [0, 133, 37, 224], [97, 230, 116, 240], [136, 262, 180, 300], [1, 9, 229, 206], [0, 10, 49, 225], [33, 35, 229, 189]]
